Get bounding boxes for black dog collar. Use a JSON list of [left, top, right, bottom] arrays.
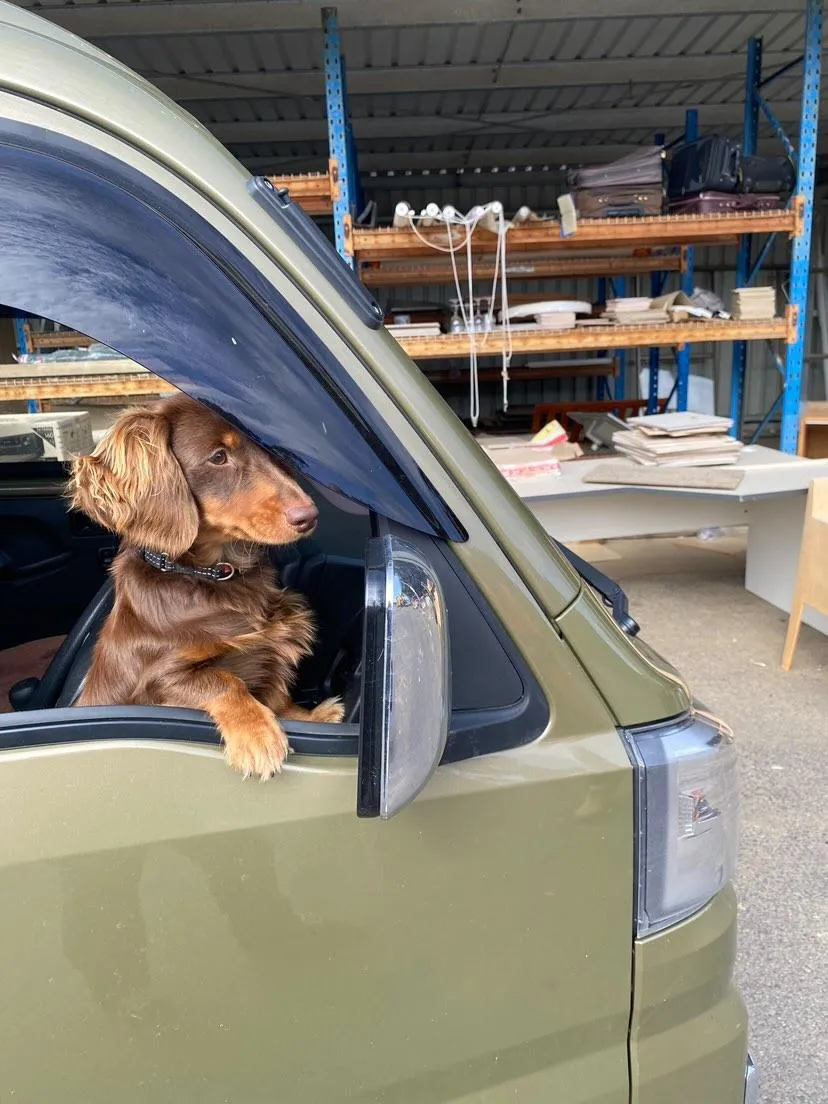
[[142, 548, 236, 582]]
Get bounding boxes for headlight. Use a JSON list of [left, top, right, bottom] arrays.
[[625, 710, 739, 937]]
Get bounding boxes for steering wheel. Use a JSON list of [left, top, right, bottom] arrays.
[[9, 580, 114, 711]]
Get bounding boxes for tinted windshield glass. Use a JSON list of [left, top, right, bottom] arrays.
[[0, 126, 459, 539]]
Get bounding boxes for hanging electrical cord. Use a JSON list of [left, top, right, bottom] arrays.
[[464, 211, 480, 427], [402, 201, 512, 428], [481, 201, 513, 413]]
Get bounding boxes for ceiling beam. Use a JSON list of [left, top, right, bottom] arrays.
[[239, 140, 798, 174], [210, 100, 813, 144], [20, 0, 796, 39], [148, 52, 805, 103], [239, 147, 639, 172]]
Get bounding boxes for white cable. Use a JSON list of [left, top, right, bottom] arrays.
[[405, 212, 476, 254], [478, 202, 512, 414], [496, 205, 512, 411], [465, 214, 480, 427], [404, 203, 490, 426]]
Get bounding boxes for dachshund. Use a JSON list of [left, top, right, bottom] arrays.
[[69, 393, 344, 779]]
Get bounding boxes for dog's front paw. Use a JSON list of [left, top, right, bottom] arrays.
[[310, 697, 346, 724], [221, 699, 290, 780]]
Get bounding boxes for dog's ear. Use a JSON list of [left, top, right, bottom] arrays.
[[69, 407, 199, 557]]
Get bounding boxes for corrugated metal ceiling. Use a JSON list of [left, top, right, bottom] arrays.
[[13, 1, 827, 176]]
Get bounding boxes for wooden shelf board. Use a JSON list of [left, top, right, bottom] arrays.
[[26, 330, 92, 351], [425, 364, 618, 385], [0, 371, 175, 401], [354, 208, 797, 261], [397, 317, 790, 360], [361, 252, 684, 287], [268, 171, 333, 215]]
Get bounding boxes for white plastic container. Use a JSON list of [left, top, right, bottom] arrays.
[[0, 411, 94, 460]]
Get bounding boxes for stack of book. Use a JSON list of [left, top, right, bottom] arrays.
[[731, 286, 776, 321], [614, 411, 744, 467]]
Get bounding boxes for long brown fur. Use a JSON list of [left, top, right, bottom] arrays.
[[69, 394, 343, 779]]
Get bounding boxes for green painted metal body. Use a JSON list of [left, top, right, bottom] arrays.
[[0, 5, 747, 1101]]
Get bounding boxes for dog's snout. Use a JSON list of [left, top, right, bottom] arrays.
[[286, 503, 318, 534]]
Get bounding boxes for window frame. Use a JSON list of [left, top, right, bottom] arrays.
[[0, 510, 548, 763]]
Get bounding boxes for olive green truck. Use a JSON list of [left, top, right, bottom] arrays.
[[0, 5, 756, 1101]]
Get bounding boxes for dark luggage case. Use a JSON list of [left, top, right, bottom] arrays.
[[575, 186, 663, 218], [668, 191, 783, 215], [668, 136, 740, 198], [739, 154, 796, 195]]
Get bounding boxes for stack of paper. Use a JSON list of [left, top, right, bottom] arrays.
[[732, 286, 776, 321], [477, 437, 568, 480], [487, 446, 562, 480], [536, 311, 577, 331], [386, 322, 443, 338], [615, 411, 743, 467], [604, 297, 670, 325]]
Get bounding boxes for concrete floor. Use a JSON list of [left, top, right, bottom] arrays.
[[574, 532, 828, 1104]]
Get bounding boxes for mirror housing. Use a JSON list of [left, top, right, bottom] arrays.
[[358, 535, 450, 819]]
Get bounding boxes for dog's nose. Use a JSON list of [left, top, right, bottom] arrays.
[[286, 503, 318, 534]]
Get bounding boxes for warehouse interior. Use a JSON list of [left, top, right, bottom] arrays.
[[8, 0, 828, 438], [0, 4, 827, 1102]]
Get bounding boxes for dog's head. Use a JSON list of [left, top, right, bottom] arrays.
[[70, 395, 318, 557]]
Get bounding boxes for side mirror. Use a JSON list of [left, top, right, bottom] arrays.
[[357, 535, 450, 819]]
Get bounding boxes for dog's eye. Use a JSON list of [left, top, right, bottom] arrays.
[[209, 449, 228, 466]]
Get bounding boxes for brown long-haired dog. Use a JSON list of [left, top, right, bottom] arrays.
[[69, 394, 344, 780]]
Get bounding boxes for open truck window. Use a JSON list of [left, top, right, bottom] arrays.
[[0, 131, 546, 761]]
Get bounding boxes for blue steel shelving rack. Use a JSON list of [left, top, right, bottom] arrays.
[[12, 314, 40, 413], [781, 0, 823, 452], [321, 7, 358, 269], [728, 0, 823, 451], [322, 3, 823, 452]]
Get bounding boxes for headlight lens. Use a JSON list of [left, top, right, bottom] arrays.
[[625, 710, 739, 937]]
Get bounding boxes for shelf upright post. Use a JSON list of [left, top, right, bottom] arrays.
[[647, 132, 666, 413], [322, 7, 357, 267], [612, 276, 627, 400], [13, 314, 40, 413], [781, 0, 822, 453], [596, 277, 610, 399], [675, 109, 698, 412], [730, 37, 763, 439]]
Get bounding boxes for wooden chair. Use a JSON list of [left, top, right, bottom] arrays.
[[781, 477, 828, 670]]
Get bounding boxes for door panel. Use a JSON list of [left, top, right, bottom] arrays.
[[0, 727, 631, 1104], [0, 465, 115, 651]]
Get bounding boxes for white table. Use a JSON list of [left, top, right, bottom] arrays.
[[505, 445, 828, 634]]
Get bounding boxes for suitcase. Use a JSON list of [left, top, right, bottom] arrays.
[[739, 154, 796, 195], [667, 191, 783, 215], [567, 146, 664, 190], [574, 186, 663, 218], [667, 136, 741, 198]]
